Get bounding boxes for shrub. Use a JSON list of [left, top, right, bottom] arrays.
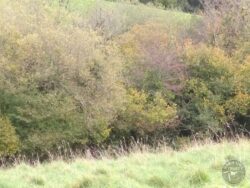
[[0, 116, 19, 157], [156, 0, 189, 9], [178, 45, 236, 135], [235, 56, 250, 92], [224, 55, 250, 128], [87, 4, 127, 39], [119, 22, 186, 93], [184, 45, 235, 96], [198, 0, 250, 55], [112, 88, 177, 137], [177, 43, 250, 137], [139, 0, 201, 12], [225, 93, 250, 118], [113, 22, 185, 139], [0, 0, 125, 154]]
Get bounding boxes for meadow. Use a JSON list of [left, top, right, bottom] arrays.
[[0, 139, 249, 188], [63, 0, 195, 33]]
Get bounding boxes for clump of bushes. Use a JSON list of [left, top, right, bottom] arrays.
[[178, 45, 237, 135], [0, 0, 249, 158], [139, 0, 202, 12], [113, 88, 177, 137], [0, 0, 125, 155]]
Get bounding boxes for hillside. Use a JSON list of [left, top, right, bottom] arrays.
[[0, 140, 249, 188], [0, 1, 249, 187]]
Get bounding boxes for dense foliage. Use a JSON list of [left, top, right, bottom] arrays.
[[0, 0, 125, 155], [139, 0, 202, 11], [0, 0, 249, 157]]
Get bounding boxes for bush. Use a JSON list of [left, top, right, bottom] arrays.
[[112, 88, 177, 137], [178, 44, 250, 136], [112, 22, 184, 139], [0, 0, 249, 157], [197, 0, 250, 55], [139, 0, 201, 12], [119, 22, 186, 93], [0, 0, 125, 154], [178, 45, 235, 135], [0, 116, 19, 157], [225, 93, 250, 118], [156, 0, 188, 9]]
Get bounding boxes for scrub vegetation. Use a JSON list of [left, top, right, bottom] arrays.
[[0, 0, 249, 187]]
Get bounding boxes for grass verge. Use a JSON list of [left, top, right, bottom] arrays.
[[0, 139, 250, 187]]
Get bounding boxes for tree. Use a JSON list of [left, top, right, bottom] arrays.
[[0, 0, 125, 154], [178, 45, 235, 136], [197, 0, 250, 55]]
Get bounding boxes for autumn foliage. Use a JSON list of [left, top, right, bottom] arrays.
[[0, 0, 249, 157]]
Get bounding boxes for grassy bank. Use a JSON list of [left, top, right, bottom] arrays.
[[51, 0, 195, 30], [0, 140, 249, 188]]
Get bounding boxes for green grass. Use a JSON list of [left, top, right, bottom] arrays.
[[0, 0, 196, 37], [53, 0, 195, 31], [1, 140, 250, 188], [65, 0, 193, 19]]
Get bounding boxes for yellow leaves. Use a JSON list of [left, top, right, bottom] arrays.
[[120, 42, 138, 62], [118, 21, 174, 62], [183, 43, 250, 130], [183, 38, 193, 48], [121, 88, 177, 132], [202, 98, 227, 123], [0, 0, 128, 150], [245, 55, 250, 65], [17, 33, 44, 65], [146, 93, 177, 124], [126, 88, 147, 116], [129, 22, 169, 45], [184, 44, 240, 96], [225, 92, 250, 116], [185, 44, 231, 69], [231, 56, 250, 92], [0, 116, 20, 157], [233, 42, 250, 64]]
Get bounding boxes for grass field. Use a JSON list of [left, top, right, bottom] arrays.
[[52, 0, 195, 31], [0, 140, 249, 188], [65, 0, 193, 19], [0, 0, 196, 35]]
